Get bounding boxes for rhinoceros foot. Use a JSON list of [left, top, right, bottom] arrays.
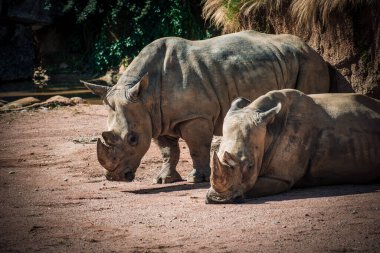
[[153, 168, 183, 184], [187, 169, 210, 183]]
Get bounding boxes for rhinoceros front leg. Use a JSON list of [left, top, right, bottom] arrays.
[[153, 136, 183, 184], [179, 118, 213, 183], [245, 176, 291, 198]]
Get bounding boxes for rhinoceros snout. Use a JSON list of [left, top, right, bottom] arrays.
[[105, 170, 135, 182], [124, 171, 135, 182], [205, 195, 245, 204], [205, 189, 245, 204]]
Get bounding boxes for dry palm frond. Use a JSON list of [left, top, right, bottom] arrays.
[[203, 0, 376, 33], [202, 0, 244, 32], [291, 0, 375, 29], [240, 0, 282, 16]]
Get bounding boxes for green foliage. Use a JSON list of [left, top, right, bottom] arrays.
[[58, 0, 215, 73]]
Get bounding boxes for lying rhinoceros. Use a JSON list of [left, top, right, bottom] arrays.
[[206, 89, 380, 203], [83, 31, 331, 183]]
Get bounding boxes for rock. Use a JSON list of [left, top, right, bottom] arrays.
[[1, 97, 40, 110], [70, 97, 86, 104], [72, 136, 97, 144], [0, 95, 83, 112], [266, 3, 380, 98], [0, 24, 35, 81], [0, 0, 59, 81], [45, 95, 73, 105], [0, 99, 8, 106], [6, 0, 52, 24]]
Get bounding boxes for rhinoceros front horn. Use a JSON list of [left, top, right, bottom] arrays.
[[212, 151, 224, 176], [81, 80, 110, 98], [96, 138, 114, 171]]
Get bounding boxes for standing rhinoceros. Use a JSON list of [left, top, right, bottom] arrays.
[[206, 89, 380, 204], [83, 31, 331, 183]]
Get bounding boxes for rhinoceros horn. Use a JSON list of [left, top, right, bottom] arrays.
[[97, 138, 114, 171], [81, 81, 110, 99], [212, 151, 225, 176]]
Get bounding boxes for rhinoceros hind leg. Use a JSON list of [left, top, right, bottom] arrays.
[[179, 118, 213, 183], [153, 136, 183, 184]]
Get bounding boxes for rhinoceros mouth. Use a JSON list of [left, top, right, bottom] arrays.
[[124, 170, 135, 182], [105, 168, 135, 182], [205, 188, 245, 204]]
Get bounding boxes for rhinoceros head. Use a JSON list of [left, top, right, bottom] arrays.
[[82, 74, 152, 181], [206, 97, 281, 204]]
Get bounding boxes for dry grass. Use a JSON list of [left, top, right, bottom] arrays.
[[202, 0, 376, 33], [290, 0, 375, 28], [202, 0, 242, 32]]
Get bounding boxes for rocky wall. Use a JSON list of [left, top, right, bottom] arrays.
[[268, 4, 380, 98]]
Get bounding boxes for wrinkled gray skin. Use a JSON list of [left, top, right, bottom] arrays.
[[83, 31, 331, 183], [206, 89, 380, 204]]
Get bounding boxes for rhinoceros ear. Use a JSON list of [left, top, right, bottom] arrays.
[[229, 97, 251, 113], [126, 73, 149, 102], [259, 102, 282, 124], [81, 81, 110, 99]]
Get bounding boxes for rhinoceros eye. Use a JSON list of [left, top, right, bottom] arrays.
[[127, 132, 138, 146]]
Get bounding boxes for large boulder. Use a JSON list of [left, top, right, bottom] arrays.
[[0, 0, 54, 82], [0, 24, 35, 81], [3, 0, 52, 24], [0, 97, 40, 110]]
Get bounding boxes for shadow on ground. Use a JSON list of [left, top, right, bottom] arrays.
[[122, 182, 210, 194], [246, 183, 380, 204]]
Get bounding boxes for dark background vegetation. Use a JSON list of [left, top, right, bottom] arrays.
[[42, 0, 217, 73], [0, 0, 218, 83]]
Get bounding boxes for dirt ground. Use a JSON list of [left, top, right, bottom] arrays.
[[0, 104, 379, 252]]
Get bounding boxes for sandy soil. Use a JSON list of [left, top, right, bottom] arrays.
[[0, 104, 379, 252]]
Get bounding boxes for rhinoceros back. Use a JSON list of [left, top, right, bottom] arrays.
[[305, 94, 380, 185]]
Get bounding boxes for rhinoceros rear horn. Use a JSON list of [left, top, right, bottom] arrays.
[[96, 138, 114, 171], [228, 97, 251, 114], [81, 80, 110, 98]]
